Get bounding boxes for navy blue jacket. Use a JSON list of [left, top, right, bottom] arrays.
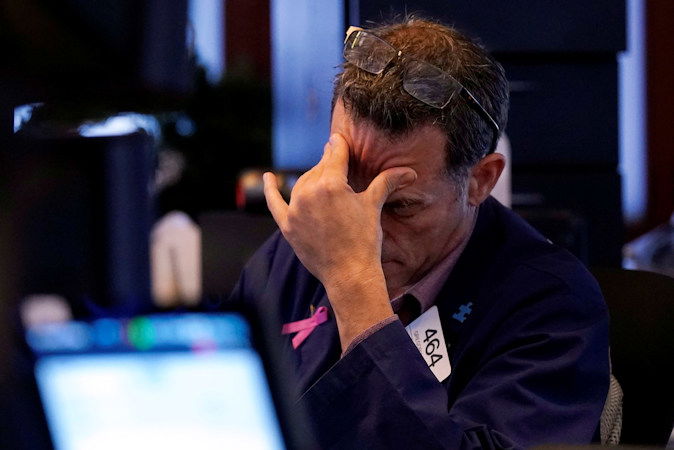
[[231, 197, 610, 449]]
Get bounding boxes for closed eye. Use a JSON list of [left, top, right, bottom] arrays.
[[383, 199, 423, 217]]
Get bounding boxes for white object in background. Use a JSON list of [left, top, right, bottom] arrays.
[[188, 0, 225, 85], [77, 113, 161, 138], [20, 294, 72, 328], [619, 0, 647, 225], [622, 211, 674, 278], [151, 211, 202, 308], [491, 134, 512, 208]]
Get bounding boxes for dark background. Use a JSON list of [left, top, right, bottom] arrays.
[[1, 0, 673, 447]]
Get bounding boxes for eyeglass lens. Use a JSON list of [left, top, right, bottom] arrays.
[[403, 61, 461, 109], [344, 31, 396, 75], [345, 31, 461, 109]]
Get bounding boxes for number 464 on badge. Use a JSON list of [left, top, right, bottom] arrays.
[[405, 306, 452, 382]]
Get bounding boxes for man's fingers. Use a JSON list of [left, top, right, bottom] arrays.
[[366, 167, 417, 208], [263, 172, 289, 226], [323, 133, 349, 179], [316, 140, 332, 168], [300, 139, 332, 184]]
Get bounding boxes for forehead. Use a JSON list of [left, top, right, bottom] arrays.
[[330, 100, 447, 179]]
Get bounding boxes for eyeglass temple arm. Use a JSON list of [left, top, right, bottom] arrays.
[[345, 26, 364, 43], [462, 89, 500, 154]]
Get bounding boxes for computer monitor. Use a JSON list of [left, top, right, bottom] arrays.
[[25, 312, 292, 450]]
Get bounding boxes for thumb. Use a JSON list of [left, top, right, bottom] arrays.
[[366, 167, 417, 208]]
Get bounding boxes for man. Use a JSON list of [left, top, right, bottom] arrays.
[[231, 18, 609, 449]]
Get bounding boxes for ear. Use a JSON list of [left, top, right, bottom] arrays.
[[467, 153, 506, 206]]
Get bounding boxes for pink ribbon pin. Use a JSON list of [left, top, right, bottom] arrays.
[[281, 306, 329, 349]]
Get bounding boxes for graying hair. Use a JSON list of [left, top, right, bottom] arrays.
[[333, 17, 509, 180]]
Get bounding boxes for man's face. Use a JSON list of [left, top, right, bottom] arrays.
[[330, 100, 477, 298]]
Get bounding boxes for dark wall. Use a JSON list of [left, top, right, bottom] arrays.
[[226, 0, 271, 79], [356, 0, 624, 53], [645, 0, 674, 231], [0, 0, 192, 109]]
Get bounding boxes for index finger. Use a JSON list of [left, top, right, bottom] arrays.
[[263, 172, 288, 227], [322, 133, 350, 179]]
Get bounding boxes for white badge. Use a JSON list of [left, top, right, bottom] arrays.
[[405, 306, 451, 382]]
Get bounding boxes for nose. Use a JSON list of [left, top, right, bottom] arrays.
[[379, 216, 397, 262], [380, 213, 395, 241]]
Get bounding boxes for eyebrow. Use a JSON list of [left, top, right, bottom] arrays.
[[384, 191, 432, 205]]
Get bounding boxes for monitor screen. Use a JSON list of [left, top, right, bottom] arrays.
[[27, 314, 286, 450]]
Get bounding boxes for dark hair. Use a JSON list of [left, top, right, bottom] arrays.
[[333, 17, 509, 178]]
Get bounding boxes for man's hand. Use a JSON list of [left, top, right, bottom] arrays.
[[263, 133, 417, 350]]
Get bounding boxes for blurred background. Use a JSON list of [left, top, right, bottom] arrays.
[[0, 0, 672, 448]]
